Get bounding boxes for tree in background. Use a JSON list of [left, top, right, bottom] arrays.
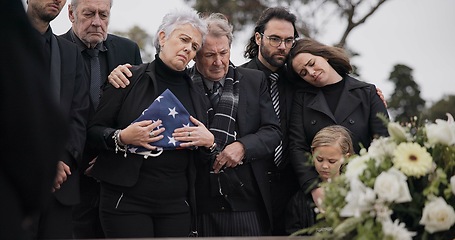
[[387, 64, 426, 122], [423, 95, 455, 122], [114, 25, 154, 62], [185, 0, 390, 48]]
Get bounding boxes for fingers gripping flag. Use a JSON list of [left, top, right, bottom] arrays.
[[129, 89, 194, 156]]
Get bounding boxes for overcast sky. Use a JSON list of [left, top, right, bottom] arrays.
[[25, 0, 455, 104]]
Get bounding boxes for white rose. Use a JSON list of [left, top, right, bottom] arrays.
[[340, 178, 375, 217], [419, 197, 455, 233], [388, 122, 408, 143], [374, 168, 412, 203], [451, 175, 455, 195], [345, 155, 370, 180], [425, 113, 455, 146]]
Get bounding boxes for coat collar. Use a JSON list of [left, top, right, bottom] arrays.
[[306, 75, 364, 123]]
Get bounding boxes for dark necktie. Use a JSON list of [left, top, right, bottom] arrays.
[[269, 73, 283, 167], [42, 36, 51, 67], [86, 48, 101, 109], [209, 81, 222, 110]]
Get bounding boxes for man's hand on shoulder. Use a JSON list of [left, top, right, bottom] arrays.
[[108, 63, 133, 88]]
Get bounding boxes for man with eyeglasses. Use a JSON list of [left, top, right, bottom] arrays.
[[241, 7, 300, 236]]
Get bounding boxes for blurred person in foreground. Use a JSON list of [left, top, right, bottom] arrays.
[[86, 8, 219, 238], [26, 0, 90, 238], [288, 38, 389, 213], [60, 0, 142, 237], [0, 0, 67, 239]]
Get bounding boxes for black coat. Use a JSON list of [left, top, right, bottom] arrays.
[[289, 75, 389, 192], [241, 59, 299, 235], [60, 30, 142, 117], [60, 30, 143, 172], [0, 1, 68, 238], [192, 65, 282, 228], [53, 36, 90, 206], [87, 62, 208, 232]]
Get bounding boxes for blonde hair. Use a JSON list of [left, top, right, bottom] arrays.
[[311, 125, 354, 156]]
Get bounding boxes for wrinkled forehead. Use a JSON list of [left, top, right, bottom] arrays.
[[77, 0, 111, 9], [171, 24, 203, 44]]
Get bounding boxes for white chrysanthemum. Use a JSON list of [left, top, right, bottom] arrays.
[[374, 168, 412, 203], [345, 154, 370, 180], [451, 175, 455, 195], [420, 197, 455, 233], [340, 178, 375, 217], [388, 122, 409, 143], [373, 202, 392, 222], [382, 219, 417, 240], [367, 137, 397, 164], [426, 113, 455, 146], [393, 142, 433, 177]]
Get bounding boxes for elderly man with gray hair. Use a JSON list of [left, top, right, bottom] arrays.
[[60, 0, 142, 238], [190, 13, 281, 236]]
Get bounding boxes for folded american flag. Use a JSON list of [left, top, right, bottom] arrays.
[[128, 89, 194, 156]]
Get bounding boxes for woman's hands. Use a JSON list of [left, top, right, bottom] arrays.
[[173, 116, 214, 149], [119, 120, 165, 151]]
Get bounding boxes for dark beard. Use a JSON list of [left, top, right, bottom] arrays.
[[39, 12, 58, 22], [260, 47, 287, 68]]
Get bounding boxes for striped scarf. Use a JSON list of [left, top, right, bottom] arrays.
[[192, 65, 239, 149]]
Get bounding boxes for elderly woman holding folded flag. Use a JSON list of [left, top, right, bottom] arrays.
[[86, 8, 216, 238]]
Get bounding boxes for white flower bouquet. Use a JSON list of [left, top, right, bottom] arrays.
[[297, 114, 455, 239]]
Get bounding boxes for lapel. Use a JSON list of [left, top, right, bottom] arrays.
[[307, 90, 336, 122], [333, 77, 361, 123], [50, 35, 61, 103], [143, 61, 159, 98], [307, 77, 362, 124], [236, 68, 246, 133], [189, 81, 209, 126], [104, 35, 117, 72]]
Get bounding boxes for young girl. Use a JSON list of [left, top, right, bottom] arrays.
[[286, 125, 354, 234]]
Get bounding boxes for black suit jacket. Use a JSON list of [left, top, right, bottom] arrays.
[[241, 59, 295, 169], [192, 66, 282, 228], [241, 59, 299, 235], [60, 30, 143, 115], [61, 30, 142, 171], [53, 36, 90, 206], [289, 75, 389, 192], [0, 1, 68, 238]]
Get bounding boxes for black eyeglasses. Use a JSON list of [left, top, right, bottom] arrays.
[[260, 33, 296, 48]]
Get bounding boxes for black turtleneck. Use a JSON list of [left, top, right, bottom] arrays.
[[321, 78, 345, 114], [154, 55, 196, 117]]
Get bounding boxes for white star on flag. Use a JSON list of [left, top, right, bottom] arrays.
[[153, 119, 163, 129], [168, 107, 178, 118], [129, 89, 195, 153], [155, 95, 164, 102], [168, 136, 177, 146]]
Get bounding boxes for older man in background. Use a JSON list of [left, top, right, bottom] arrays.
[[60, 0, 142, 238]]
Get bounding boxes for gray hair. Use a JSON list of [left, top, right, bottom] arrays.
[[154, 8, 207, 53], [205, 13, 233, 46], [70, 0, 113, 11]]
